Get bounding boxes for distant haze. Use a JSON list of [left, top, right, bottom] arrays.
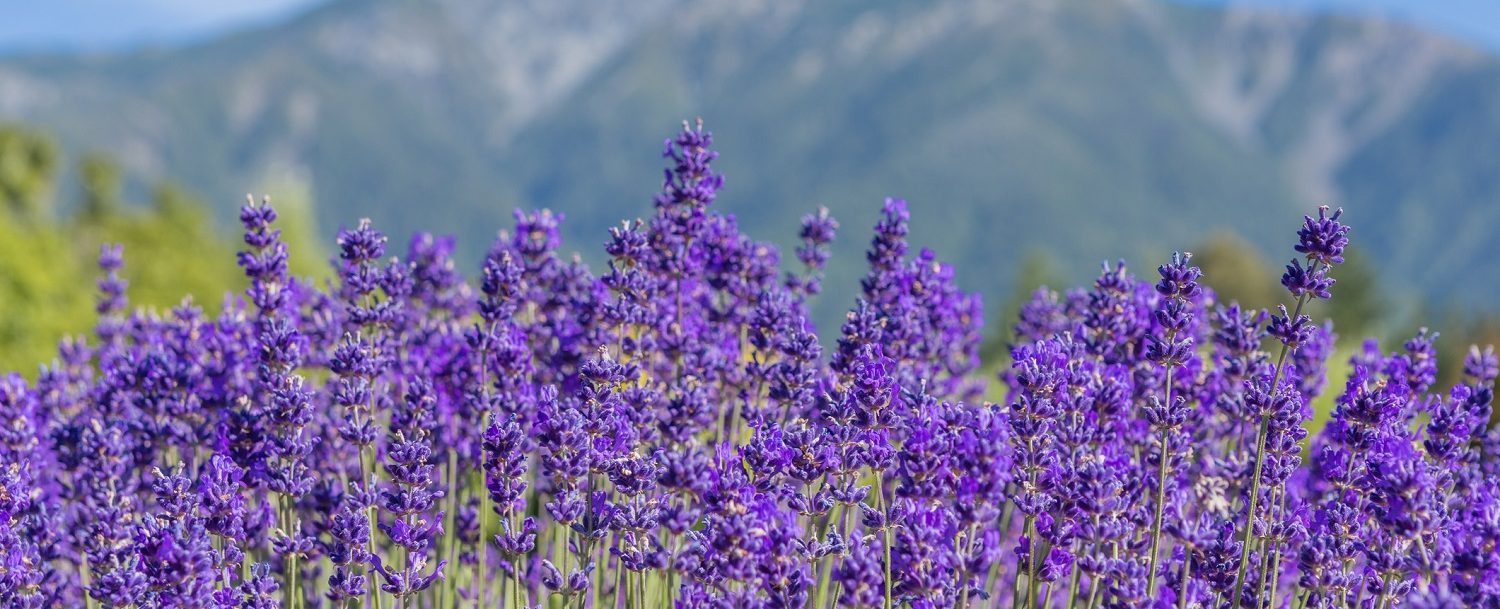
[[3, 1, 1498, 53]]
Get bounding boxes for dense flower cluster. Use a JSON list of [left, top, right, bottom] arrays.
[[0, 120, 1495, 609]]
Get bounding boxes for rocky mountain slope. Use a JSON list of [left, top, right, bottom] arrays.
[[2, 0, 1495, 327]]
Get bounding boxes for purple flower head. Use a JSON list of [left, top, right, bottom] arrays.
[[235, 562, 280, 609], [860, 198, 911, 309], [1294, 205, 1350, 265], [1329, 365, 1401, 453], [405, 231, 473, 319], [479, 247, 524, 323], [264, 372, 315, 498], [1406, 584, 1466, 609], [134, 488, 216, 608], [197, 454, 248, 551], [893, 501, 961, 605], [483, 408, 531, 516], [324, 498, 369, 603], [335, 218, 400, 331], [1146, 312, 1195, 368], [1465, 345, 1498, 384], [656, 118, 723, 212], [1016, 287, 1068, 343], [893, 397, 957, 501], [493, 515, 537, 558], [371, 546, 447, 597], [0, 458, 45, 608], [337, 218, 386, 268], [512, 208, 564, 260], [237, 195, 291, 317], [798, 207, 838, 269], [95, 243, 129, 344], [835, 535, 885, 608], [1268, 304, 1314, 350], [1396, 328, 1440, 397], [844, 344, 898, 429], [1154, 251, 1201, 300], [1144, 394, 1190, 433], [1281, 258, 1335, 300], [1366, 439, 1438, 536]]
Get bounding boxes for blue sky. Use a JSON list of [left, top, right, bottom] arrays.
[[1178, 0, 1500, 51], [0, 0, 325, 52], [1, 0, 1497, 53]]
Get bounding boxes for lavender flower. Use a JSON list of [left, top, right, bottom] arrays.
[[2, 124, 1495, 609]]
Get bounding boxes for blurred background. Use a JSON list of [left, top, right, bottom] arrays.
[[1, 0, 1497, 378]]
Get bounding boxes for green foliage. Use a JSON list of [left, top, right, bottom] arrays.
[[1195, 234, 1385, 345], [981, 249, 1061, 364], [0, 124, 324, 374], [77, 153, 124, 222], [1317, 246, 1382, 339], [0, 215, 92, 373], [0, 125, 58, 220], [1193, 232, 1280, 313]]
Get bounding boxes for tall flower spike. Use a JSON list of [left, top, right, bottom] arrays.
[[655, 118, 723, 212], [1145, 251, 1201, 598], [336, 217, 394, 331], [790, 206, 839, 297], [1232, 206, 1350, 609], [374, 380, 448, 600], [237, 195, 290, 319], [95, 243, 128, 347]]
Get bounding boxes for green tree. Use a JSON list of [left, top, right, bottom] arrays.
[[77, 153, 124, 223], [0, 125, 327, 375], [0, 216, 91, 372], [981, 249, 1061, 364], [0, 125, 59, 220], [1318, 245, 1381, 339], [256, 176, 328, 279], [1192, 231, 1279, 312]]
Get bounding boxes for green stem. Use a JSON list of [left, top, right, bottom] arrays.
[[957, 524, 978, 609], [359, 445, 384, 609], [1177, 553, 1192, 609], [1064, 561, 1082, 609], [1010, 557, 1025, 609], [1265, 490, 1289, 609], [290, 520, 301, 609], [1022, 515, 1038, 609], [1256, 540, 1274, 607], [876, 475, 893, 609], [512, 557, 523, 609], [813, 502, 844, 609], [988, 502, 1013, 607], [1146, 368, 1173, 598], [1229, 277, 1316, 608], [81, 560, 94, 609], [440, 449, 459, 609]]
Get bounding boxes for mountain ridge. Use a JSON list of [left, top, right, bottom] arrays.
[[3, 0, 1497, 329]]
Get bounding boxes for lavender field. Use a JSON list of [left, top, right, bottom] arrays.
[[0, 120, 1494, 609]]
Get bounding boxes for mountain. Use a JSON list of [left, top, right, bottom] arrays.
[[2, 0, 1497, 330]]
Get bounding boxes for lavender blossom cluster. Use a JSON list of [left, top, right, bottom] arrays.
[[0, 120, 1496, 609]]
